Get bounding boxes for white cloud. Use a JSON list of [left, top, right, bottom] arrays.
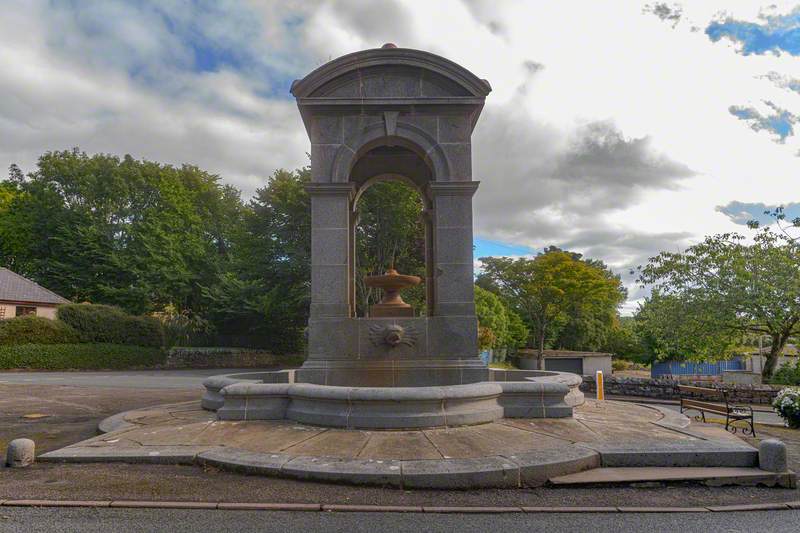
[[2, 0, 799, 313]]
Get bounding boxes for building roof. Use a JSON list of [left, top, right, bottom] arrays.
[[518, 349, 613, 358], [0, 268, 70, 305]]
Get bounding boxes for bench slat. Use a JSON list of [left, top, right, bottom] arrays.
[[681, 400, 728, 415], [678, 385, 723, 398]]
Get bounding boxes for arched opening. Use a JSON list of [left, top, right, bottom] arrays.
[[347, 143, 435, 317], [354, 178, 427, 317]]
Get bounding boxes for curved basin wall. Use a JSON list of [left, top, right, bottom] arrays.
[[202, 370, 583, 429]]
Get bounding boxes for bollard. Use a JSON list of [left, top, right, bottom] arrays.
[[596, 370, 604, 401], [6, 438, 35, 468], [759, 439, 788, 472]]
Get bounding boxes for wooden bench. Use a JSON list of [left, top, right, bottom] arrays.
[[678, 385, 755, 437]]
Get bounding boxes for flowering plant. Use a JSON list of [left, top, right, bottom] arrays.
[[773, 387, 800, 429]]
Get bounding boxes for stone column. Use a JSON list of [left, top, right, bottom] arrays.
[[428, 182, 479, 317], [306, 183, 356, 318]]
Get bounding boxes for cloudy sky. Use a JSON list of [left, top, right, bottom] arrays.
[[2, 1, 800, 312]]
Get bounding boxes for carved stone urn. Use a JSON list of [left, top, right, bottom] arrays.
[[364, 268, 421, 317]]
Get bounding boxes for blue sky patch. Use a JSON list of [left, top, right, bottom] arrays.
[[474, 237, 536, 260], [46, 1, 302, 99], [728, 101, 798, 142], [763, 72, 800, 95], [716, 201, 800, 226], [706, 8, 800, 56]]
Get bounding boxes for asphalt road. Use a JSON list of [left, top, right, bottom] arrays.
[[0, 369, 785, 425], [0, 508, 797, 533]]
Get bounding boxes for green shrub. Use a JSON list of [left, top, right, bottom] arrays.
[[771, 359, 800, 386], [0, 316, 79, 345], [612, 359, 632, 372], [57, 304, 164, 347], [0, 343, 166, 370]]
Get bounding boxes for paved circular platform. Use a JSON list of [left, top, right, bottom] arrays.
[[41, 400, 761, 489]]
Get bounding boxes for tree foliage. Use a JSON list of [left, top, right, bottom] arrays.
[[0, 153, 434, 353], [0, 149, 242, 313], [475, 285, 528, 350], [478, 249, 625, 364], [355, 180, 425, 315], [636, 230, 800, 376]]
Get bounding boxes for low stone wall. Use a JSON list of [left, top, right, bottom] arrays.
[[163, 347, 303, 369], [581, 375, 782, 405]]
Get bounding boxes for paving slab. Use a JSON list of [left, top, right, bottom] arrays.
[[36, 399, 788, 489], [282, 428, 371, 458], [551, 466, 786, 486], [115, 421, 214, 446], [40, 445, 218, 464], [421, 426, 511, 459], [356, 430, 442, 460], [585, 441, 758, 468], [499, 417, 602, 443]]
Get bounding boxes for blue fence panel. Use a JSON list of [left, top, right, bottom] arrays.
[[651, 357, 744, 377]]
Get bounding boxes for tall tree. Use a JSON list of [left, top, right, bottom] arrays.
[[479, 250, 624, 367], [637, 230, 800, 377], [206, 167, 312, 352], [0, 149, 243, 313]]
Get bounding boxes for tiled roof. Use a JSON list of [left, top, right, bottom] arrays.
[[0, 268, 70, 305]]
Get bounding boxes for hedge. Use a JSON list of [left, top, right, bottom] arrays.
[[57, 304, 164, 347], [0, 343, 166, 370], [0, 316, 79, 345]]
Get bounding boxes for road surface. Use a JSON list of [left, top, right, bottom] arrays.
[[0, 507, 796, 533]]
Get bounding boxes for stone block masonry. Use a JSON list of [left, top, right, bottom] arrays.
[[581, 375, 782, 405]]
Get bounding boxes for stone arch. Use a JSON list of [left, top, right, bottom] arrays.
[[352, 173, 431, 210], [290, 48, 492, 99], [332, 121, 450, 183], [350, 174, 432, 317]]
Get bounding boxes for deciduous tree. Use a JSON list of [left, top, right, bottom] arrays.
[[637, 230, 800, 377]]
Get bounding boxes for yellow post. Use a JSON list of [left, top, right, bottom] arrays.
[[596, 370, 604, 401]]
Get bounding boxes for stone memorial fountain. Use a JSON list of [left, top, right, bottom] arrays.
[[202, 44, 583, 428], [39, 45, 775, 492]]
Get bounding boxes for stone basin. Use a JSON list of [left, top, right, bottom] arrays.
[[202, 369, 584, 429]]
